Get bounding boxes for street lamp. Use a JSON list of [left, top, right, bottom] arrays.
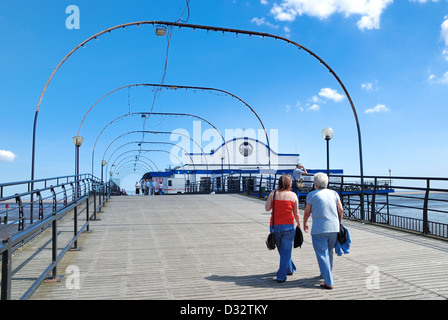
[[221, 155, 225, 192], [156, 26, 167, 36], [321, 127, 334, 178], [72, 136, 83, 199]]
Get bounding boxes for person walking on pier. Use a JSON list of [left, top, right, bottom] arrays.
[[151, 179, 155, 196], [145, 179, 150, 195], [303, 172, 344, 289], [141, 180, 146, 195], [265, 174, 301, 282], [135, 181, 141, 195], [292, 163, 308, 196]]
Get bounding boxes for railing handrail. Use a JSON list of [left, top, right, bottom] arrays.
[[185, 172, 448, 240], [0, 174, 109, 300], [0, 173, 98, 188]]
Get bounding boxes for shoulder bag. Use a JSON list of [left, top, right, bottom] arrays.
[[294, 226, 303, 248], [266, 191, 276, 250]]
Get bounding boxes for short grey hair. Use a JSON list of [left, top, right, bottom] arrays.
[[313, 172, 328, 189]]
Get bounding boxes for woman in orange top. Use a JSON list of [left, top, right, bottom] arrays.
[[265, 175, 300, 282]]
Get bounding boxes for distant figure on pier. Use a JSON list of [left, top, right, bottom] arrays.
[[158, 182, 163, 195], [141, 180, 146, 195], [292, 163, 308, 196], [135, 181, 141, 195], [265, 174, 300, 283], [145, 179, 150, 195], [151, 179, 155, 196], [303, 172, 344, 290]]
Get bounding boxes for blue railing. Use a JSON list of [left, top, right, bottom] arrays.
[[186, 173, 448, 240], [0, 174, 109, 300]]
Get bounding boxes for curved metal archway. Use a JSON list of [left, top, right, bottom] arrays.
[[101, 130, 209, 176], [31, 20, 365, 215], [76, 83, 269, 153], [113, 158, 154, 174], [105, 141, 197, 174], [112, 154, 158, 172], [110, 149, 187, 177], [91, 112, 229, 176]]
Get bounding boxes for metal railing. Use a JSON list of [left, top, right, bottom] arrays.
[[331, 175, 448, 240], [186, 173, 448, 240], [0, 174, 110, 300]]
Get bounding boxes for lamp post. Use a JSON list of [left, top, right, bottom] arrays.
[[321, 127, 334, 179], [221, 155, 224, 192], [72, 136, 84, 199], [109, 171, 113, 196], [101, 160, 107, 205]]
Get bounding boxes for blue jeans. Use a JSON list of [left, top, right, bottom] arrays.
[[270, 224, 296, 281], [292, 181, 299, 197], [311, 232, 338, 286]]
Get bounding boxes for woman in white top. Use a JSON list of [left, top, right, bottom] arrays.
[[303, 172, 343, 289], [135, 181, 141, 195]]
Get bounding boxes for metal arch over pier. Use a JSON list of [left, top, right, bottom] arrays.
[[90, 112, 230, 177], [76, 83, 270, 155], [31, 20, 365, 218], [101, 130, 209, 175]]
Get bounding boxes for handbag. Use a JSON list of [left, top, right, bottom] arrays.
[[337, 223, 347, 244], [294, 226, 303, 248], [295, 178, 303, 189], [266, 191, 276, 250]]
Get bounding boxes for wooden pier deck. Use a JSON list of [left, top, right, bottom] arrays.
[[11, 194, 448, 300]]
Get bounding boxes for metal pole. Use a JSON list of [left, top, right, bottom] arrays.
[[326, 138, 330, 177]]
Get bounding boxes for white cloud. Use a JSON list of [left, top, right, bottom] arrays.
[[318, 87, 345, 102], [442, 71, 448, 84], [269, 0, 393, 30], [361, 82, 373, 91], [361, 80, 379, 91], [250, 17, 278, 29], [430, 71, 448, 84], [365, 104, 390, 114], [308, 104, 320, 111], [260, 0, 269, 5], [409, 0, 440, 3], [441, 16, 448, 46], [443, 48, 448, 61], [0, 150, 17, 162]]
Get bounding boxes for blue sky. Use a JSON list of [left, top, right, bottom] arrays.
[[1, 0, 448, 192]]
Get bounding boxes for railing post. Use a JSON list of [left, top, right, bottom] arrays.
[[72, 205, 78, 250], [50, 186, 57, 212], [51, 213, 57, 279], [15, 194, 24, 231], [62, 184, 68, 206], [93, 188, 97, 219], [423, 179, 430, 234], [36, 190, 44, 220], [86, 197, 90, 232], [371, 177, 377, 223], [338, 176, 344, 202], [1, 238, 12, 300]]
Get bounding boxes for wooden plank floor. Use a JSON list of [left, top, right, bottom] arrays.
[[19, 194, 448, 300]]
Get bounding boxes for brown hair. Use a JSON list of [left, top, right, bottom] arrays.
[[277, 174, 292, 191]]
